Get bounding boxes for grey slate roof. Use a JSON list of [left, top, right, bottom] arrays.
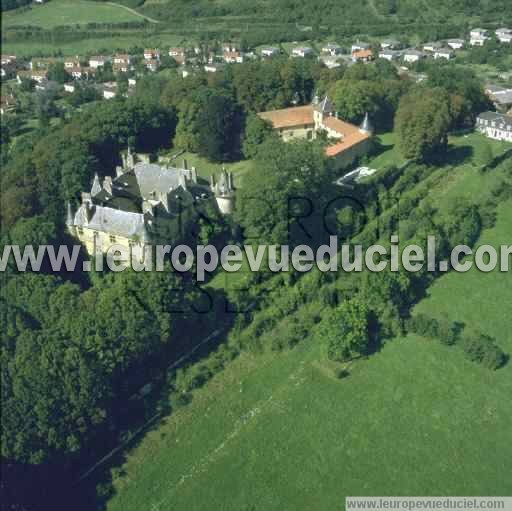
[[133, 163, 183, 199], [74, 204, 148, 238], [477, 111, 512, 131]]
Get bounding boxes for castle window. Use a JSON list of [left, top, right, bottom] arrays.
[[109, 235, 116, 244], [77, 227, 83, 235]]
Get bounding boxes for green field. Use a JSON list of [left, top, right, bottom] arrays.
[[2, 0, 143, 28], [106, 198, 512, 508], [105, 133, 512, 509]]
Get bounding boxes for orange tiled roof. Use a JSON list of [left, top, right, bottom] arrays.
[[352, 49, 373, 59], [258, 105, 315, 129], [325, 130, 369, 156], [323, 116, 358, 136]]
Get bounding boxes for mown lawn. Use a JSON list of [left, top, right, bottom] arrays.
[[167, 151, 255, 187], [106, 135, 512, 510], [2, 0, 141, 28]]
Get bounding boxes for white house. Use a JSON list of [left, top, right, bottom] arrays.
[[291, 46, 313, 58], [476, 111, 512, 142], [89, 56, 110, 68], [446, 39, 465, 50], [470, 28, 488, 46], [261, 47, 280, 58], [102, 82, 117, 99], [1, 55, 16, 65], [223, 51, 244, 64], [403, 50, 425, 63], [64, 83, 76, 93], [496, 28, 512, 43], [434, 48, 454, 60], [321, 43, 342, 56]]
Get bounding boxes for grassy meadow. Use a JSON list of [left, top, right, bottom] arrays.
[[1, 0, 143, 28], [104, 133, 512, 510]]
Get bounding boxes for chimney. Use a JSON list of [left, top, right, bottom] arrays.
[[183, 158, 188, 170], [191, 166, 197, 183]]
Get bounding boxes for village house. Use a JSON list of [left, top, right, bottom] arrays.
[[89, 56, 110, 68], [64, 83, 76, 93], [67, 150, 231, 260], [144, 49, 160, 61], [434, 48, 454, 60], [476, 111, 512, 142], [114, 54, 131, 65], [380, 39, 400, 50], [403, 49, 425, 63], [291, 46, 314, 58], [64, 57, 81, 69], [113, 54, 132, 72], [321, 43, 342, 56], [258, 95, 373, 170], [352, 49, 373, 63], [223, 51, 244, 64], [222, 42, 238, 53], [17, 69, 48, 84], [145, 59, 160, 72], [470, 28, 488, 46], [204, 63, 225, 73], [261, 47, 280, 58], [495, 28, 512, 43], [168, 48, 186, 65], [351, 41, 371, 53], [485, 84, 512, 114], [66, 66, 86, 80], [1, 55, 16, 65], [379, 50, 399, 61], [423, 41, 443, 52], [446, 39, 465, 50], [102, 82, 118, 99]]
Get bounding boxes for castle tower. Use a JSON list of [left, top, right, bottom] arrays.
[[359, 112, 374, 135], [91, 173, 101, 197], [313, 96, 333, 129], [66, 201, 75, 235], [211, 168, 235, 215]]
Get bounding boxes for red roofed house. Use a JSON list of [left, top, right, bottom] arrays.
[[352, 49, 374, 63], [258, 96, 373, 169]]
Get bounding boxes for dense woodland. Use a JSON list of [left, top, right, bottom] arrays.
[[1, 52, 510, 510]]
